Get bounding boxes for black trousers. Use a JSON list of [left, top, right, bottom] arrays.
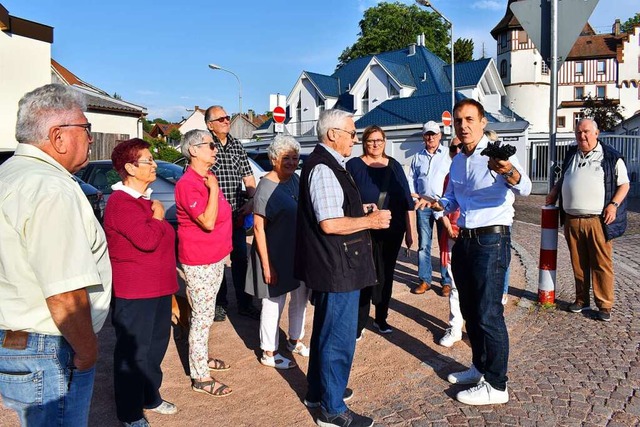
[[112, 295, 172, 422], [215, 223, 253, 310], [357, 229, 404, 335]]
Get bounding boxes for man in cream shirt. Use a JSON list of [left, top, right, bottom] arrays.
[[0, 84, 112, 425]]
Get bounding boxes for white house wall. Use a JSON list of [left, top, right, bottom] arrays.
[[0, 32, 51, 150], [179, 111, 207, 134], [618, 27, 640, 117], [85, 112, 142, 139], [506, 85, 550, 132]]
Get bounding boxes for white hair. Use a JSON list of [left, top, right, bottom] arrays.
[[267, 135, 300, 162], [180, 129, 211, 160], [316, 109, 354, 143]]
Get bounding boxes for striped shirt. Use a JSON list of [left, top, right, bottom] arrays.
[[309, 144, 347, 222]]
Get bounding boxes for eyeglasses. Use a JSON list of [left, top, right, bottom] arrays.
[[208, 116, 231, 123], [332, 128, 357, 138], [194, 142, 216, 150], [57, 123, 92, 137], [424, 133, 440, 139], [135, 157, 156, 166], [365, 139, 385, 146], [449, 144, 462, 153]]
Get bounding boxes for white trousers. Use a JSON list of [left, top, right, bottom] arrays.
[[260, 284, 310, 352], [447, 238, 464, 334]]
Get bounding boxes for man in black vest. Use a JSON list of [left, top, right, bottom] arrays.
[[546, 118, 629, 322], [295, 109, 391, 427]]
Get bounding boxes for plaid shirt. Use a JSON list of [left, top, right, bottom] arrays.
[[210, 132, 253, 215]]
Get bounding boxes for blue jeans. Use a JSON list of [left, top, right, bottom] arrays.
[[306, 290, 359, 416], [451, 230, 510, 390], [0, 330, 96, 426], [417, 208, 450, 284]]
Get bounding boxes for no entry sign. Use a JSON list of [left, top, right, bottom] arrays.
[[273, 106, 286, 123], [441, 111, 452, 127]]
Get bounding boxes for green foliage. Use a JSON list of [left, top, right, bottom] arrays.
[[337, 1, 450, 67], [142, 118, 153, 133], [168, 128, 182, 142], [454, 38, 474, 63], [152, 118, 169, 124], [580, 95, 625, 132], [112, 92, 122, 100], [143, 136, 182, 163], [621, 13, 640, 34]]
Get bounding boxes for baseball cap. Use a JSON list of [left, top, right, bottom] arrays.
[[422, 121, 441, 135]]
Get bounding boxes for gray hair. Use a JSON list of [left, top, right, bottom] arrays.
[[180, 129, 211, 160], [577, 118, 599, 131], [267, 135, 300, 162], [15, 84, 86, 144], [316, 109, 354, 143]]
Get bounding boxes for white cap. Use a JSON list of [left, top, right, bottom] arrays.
[[422, 121, 441, 134]]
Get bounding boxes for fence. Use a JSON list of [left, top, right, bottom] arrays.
[[529, 135, 640, 197], [89, 132, 130, 161]]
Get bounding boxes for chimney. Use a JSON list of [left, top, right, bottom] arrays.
[[612, 19, 621, 36], [421, 33, 426, 46], [409, 43, 416, 56], [248, 109, 254, 121], [194, 105, 199, 111]]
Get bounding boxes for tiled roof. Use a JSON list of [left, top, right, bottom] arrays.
[[566, 33, 621, 59], [304, 72, 340, 98], [444, 58, 491, 88], [355, 92, 465, 128], [377, 58, 414, 87], [149, 123, 180, 137]]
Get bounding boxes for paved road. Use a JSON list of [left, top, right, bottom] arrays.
[[362, 195, 640, 426]]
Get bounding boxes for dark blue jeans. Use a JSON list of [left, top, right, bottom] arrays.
[[216, 223, 253, 309], [451, 230, 510, 391], [306, 290, 359, 416]]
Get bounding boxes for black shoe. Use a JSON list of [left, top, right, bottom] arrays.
[[568, 302, 590, 313], [596, 309, 611, 322], [303, 388, 353, 408], [238, 305, 261, 320], [316, 408, 373, 427], [214, 306, 227, 322], [373, 320, 392, 334]]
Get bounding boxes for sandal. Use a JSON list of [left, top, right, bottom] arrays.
[[286, 341, 310, 357], [192, 379, 233, 397], [208, 358, 231, 371], [260, 353, 296, 370]]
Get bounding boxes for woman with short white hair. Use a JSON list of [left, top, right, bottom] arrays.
[[246, 135, 309, 369]]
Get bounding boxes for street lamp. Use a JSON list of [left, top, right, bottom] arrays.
[[416, 0, 455, 124], [208, 63, 243, 115]]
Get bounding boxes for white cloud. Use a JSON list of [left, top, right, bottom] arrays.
[[471, 0, 505, 11]]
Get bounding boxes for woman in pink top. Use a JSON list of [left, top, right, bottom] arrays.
[[104, 138, 179, 425], [175, 130, 233, 397]]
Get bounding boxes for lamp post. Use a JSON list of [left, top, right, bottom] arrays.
[[416, 0, 454, 123], [208, 63, 243, 115]]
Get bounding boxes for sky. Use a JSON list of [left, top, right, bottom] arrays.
[[3, 0, 636, 122]]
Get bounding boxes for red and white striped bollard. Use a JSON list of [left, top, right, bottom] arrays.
[[538, 205, 559, 304]]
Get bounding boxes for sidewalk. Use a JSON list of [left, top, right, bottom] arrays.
[[1, 195, 639, 426]]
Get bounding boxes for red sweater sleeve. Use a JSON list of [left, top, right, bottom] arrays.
[[105, 191, 166, 252]]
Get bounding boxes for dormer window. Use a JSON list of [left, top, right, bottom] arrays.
[[387, 76, 399, 99], [316, 93, 325, 114], [361, 84, 369, 115]]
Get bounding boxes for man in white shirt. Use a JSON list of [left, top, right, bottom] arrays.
[[546, 118, 629, 322], [0, 84, 112, 425], [410, 121, 452, 295]]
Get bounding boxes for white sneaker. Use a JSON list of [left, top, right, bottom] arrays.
[[447, 364, 484, 384], [356, 330, 364, 342], [287, 341, 310, 357], [439, 329, 462, 348], [456, 380, 509, 405]]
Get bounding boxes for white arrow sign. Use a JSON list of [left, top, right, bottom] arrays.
[[511, 0, 599, 67]]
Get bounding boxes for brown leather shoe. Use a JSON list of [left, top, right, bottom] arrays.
[[412, 281, 430, 294], [442, 284, 451, 297]]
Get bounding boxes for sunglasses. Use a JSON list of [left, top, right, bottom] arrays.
[[208, 115, 231, 123], [194, 142, 217, 150], [449, 144, 462, 153]]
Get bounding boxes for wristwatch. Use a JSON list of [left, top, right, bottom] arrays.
[[502, 167, 515, 178], [609, 201, 620, 208]]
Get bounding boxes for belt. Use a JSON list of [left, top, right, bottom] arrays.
[[566, 214, 599, 219], [458, 225, 510, 239]]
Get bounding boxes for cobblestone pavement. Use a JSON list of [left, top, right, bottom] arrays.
[[361, 195, 640, 427]]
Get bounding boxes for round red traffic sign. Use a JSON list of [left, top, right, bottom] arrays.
[[441, 110, 452, 127], [273, 106, 286, 123]]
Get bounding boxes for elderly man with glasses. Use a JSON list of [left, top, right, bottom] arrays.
[[0, 84, 112, 425], [205, 105, 260, 321], [295, 109, 391, 427]]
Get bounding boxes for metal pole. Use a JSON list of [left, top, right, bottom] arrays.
[[208, 64, 243, 114], [548, 0, 558, 190]]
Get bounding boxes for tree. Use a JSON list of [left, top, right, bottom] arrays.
[[621, 13, 640, 34], [168, 128, 182, 142], [580, 95, 625, 132], [337, 2, 450, 67], [143, 136, 182, 163], [454, 38, 474, 63], [152, 118, 169, 124], [142, 118, 153, 133]]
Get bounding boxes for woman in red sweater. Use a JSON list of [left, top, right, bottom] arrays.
[[175, 129, 233, 397], [104, 139, 179, 426]]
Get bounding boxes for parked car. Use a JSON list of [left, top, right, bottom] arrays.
[[173, 156, 267, 182], [1, 150, 105, 223], [75, 160, 184, 226]]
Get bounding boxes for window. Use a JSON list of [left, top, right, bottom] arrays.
[[541, 61, 549, 75], [500, 33, 507, 49], [597, 60, 606, 74], [518, 30, 528, 45], [316, 93, 325, 114], [295, 96, 302, 135], [557, 116, 566, 128], [596, 85, 606, 99], [387, 76, 399, 98], [575, 62, 584, 76], [500, 60, 508, 78], [361, 85, 369, 115], [575, 86, 584, 100]]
